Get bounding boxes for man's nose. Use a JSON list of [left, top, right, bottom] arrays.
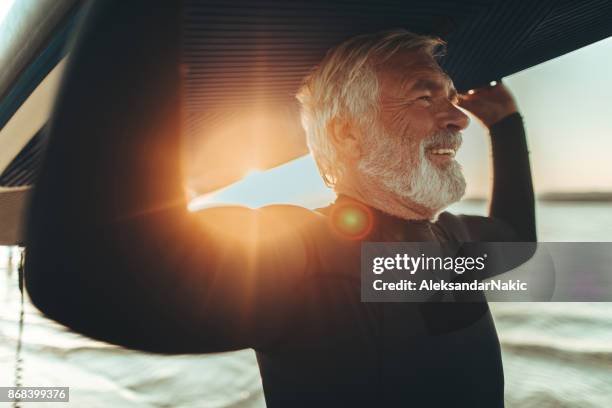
[[440, 103, 470, 132]]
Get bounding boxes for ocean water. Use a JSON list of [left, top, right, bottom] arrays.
[[1, 201, 611, 407]]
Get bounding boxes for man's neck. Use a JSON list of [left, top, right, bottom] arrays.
[[335, 182, 436, 221]]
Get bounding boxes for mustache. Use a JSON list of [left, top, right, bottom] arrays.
[[423, 130, 463, 151]]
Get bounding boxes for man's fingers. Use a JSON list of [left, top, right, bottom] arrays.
[[457, 94, 477, 109], [462, 82, 504, 98]]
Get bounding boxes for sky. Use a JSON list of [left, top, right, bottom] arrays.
[[191, 36, 612, 210], [0, 0, 13, 22], [504, 36, 612, 194]]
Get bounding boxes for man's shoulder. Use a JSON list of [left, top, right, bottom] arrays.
[[259, 203, 358, 243], [259, 204, 362, 273]]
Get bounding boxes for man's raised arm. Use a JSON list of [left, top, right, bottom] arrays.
[[24, 0, 312, 354], [458, 83, 536, 241]]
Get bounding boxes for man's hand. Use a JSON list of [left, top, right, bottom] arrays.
[[458, 82, 518, 128]]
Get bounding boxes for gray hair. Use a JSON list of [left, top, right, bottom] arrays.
[[296, 29, 445, 187]]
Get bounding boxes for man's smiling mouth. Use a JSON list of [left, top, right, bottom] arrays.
[[425, 143, 460, 165], [428, 147, 457, 158]]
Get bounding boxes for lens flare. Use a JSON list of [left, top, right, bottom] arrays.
[[330, 201, 374, 240]]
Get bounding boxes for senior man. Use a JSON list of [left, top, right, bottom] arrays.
[[26, 25, 534, 408]]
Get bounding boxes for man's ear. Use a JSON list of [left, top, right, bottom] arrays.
[[327, 117, 362, 162]]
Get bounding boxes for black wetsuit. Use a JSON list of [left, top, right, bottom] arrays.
[[254, 114, 532, 408], [24, 2, 534, 407]]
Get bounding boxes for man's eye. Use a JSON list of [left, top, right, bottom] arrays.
[[417, 95, 432, 102]]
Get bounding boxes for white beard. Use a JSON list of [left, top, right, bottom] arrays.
[[357, 126, 466, 213]]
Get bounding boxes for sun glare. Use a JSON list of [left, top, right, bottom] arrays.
[[0, 0, 14, 27]]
